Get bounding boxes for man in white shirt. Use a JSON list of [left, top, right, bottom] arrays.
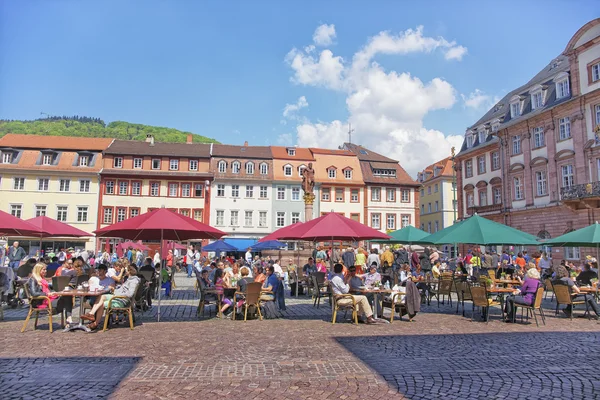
[[245, 248, 253, 265], [330, 263, 376, 324], [153, 250, 161, 266]]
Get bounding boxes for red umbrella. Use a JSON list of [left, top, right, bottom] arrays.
[[0, 210, 43, 236], [117, 241, 151, 256], [281, 212, 391, 242], [166, 241, 188, 250], [26, 216, 92, 237], [259, 222, 303, 242]]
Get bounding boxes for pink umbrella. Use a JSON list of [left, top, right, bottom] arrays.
[[281, 212, 390, 242], [259, 222, 303, 242], [0, 210, 43, 236], [26, 216, 92, 255]]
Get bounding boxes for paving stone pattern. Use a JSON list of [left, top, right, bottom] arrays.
[[2, 273, 600, 399]]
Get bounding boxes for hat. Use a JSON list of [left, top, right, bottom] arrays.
[[67, 247, 74, 251]]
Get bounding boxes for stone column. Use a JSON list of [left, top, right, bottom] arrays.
[[303, 193, 315, 222]]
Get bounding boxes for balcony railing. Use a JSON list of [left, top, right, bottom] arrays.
[[560, 182, 600, 200], [467, 203, 503, 215]]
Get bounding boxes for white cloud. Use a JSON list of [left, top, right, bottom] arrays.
[[313, 24, 336, 46], [461, 89, 500, 110], [276, 133, 294, 146], [283, 96, 309, 119], [284, 24, 467, 176]]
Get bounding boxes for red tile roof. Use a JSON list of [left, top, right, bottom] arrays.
[[0, 134, 113, 151], [270, 146, 314, 160]]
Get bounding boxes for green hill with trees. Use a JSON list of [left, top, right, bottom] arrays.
[[0, 116, 219, 144]]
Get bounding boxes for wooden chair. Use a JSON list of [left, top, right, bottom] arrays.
[[469, 285, 501, 323], [514, 286, 546, 326], [331, 285, 358, 324], [311, 274, 330, 308], [436, 278, 453, 308], [553, 283, 589, 320], [74, 274, 89, 287], [52, 276, 71, 292], [21, 283, 61, 333], [487, 270, 496, 280], [454, 279, 472, 317], [233, 282, 263, 321], [544, 278, 555, 301], [381, 292, 408, 323], [196, 279, 218, 318], [102, 284, 141, 331]]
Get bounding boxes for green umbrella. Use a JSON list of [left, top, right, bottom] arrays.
[[384, 225, 431, 244], [543, 222, 600, 248], [420, 214, 540, 246]]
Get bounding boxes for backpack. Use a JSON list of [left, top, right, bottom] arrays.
[[261, 301, 279, 319]]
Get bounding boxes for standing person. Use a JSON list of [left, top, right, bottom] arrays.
[[135, 249, 143, 267], [186, 245, 195, 278], [153, 250, 161, 267], [331, 246, 341, 264], [57, 248, 67, 263], [471, 251, 482, 277], [380, 246, 394, 271], [342, 247, 356, 270], [464, 250, 473, 276], [410, 247, 420, 271], [245, 248, 253, 265], [316, 246, 327, 262], [367, 248, 380, 270], [420, 247, 432, 276], [8, 241, 26, 273], [355, 247, 367, 275], [538, 251, 551, 271]]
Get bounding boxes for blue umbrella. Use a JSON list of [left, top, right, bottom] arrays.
[[202, 240, 238, 253], [251, 240, 286, 251]]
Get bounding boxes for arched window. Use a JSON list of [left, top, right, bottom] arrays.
[[538, 230, 551, 255], [232, 161, 241, 174], [218, 160, 227, 173], [283, 164, 293, 177], [298, 164, 306, 177], [246, 162, 254, 175], [259, 162, 268, 175]]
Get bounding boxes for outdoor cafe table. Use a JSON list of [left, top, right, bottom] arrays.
[[55, 288, 110, 332], [494, 279, 522, 287], [352, 288, 395, 319], [578, 286, 600, 302]]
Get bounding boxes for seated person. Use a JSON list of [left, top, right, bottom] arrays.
[[577, 263, 598, 286], [160, 264, 172, 297], [253, 265, 266, 284], [87, 264, 115, 306], [553, 265, 600, 319], [347, 266, 364, 290], [107, 261, 126, 285], [431, 260, 441, 279], [46, 257, 61, 274], [362, 264, 381, 287], [199, 269, 214, 288], [18, 258, 37, 278], [55, 259, 73, 277], [27, 263, 74, 328], [330, 263, 377, 324], [504, 268, 542, 322], [260, 266, 279, 301], [214, 268, 233, 317], [80, 264, 141, 330], [237, 266, 254, 293]]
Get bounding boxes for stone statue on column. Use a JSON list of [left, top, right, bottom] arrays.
[[301, 162, 316, 221]]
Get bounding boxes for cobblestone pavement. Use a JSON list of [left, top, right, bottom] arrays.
[[2, 273, 600, 399]]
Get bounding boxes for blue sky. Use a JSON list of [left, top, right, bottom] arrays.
[[0, 1, 595, 174]]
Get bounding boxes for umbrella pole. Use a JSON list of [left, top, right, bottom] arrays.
[[158, 230, 163, 322], [296, 243, 299, 297]]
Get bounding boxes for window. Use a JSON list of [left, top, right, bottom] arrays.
[[434, 184, 438, 193], [561, 165, 574, 188], [478, 131, 486, 144], [514, 177, 524, 200], [493, 187, 502, 204], [386, 214, 396, 230], [13, 177, 24, 190], [427, 186, 431, 195], [465, 160, 473, 178], [133, 158, 143, 169], [246, 162, 254, 175], [401, 189, 409, 203], [492, 123, 500, 132], [428, 222, 432, 233], [477, 156, 486, 174], [479, 191, 487, 206], [287, 148, 296, 156], [276, 212, 285, 228], [292, 187, 300, 201], [113, 157, 123, 168], [435, 221, 439, 232], [531, 91, 543, 110], [244, 211, 253, 226], [512, 135, 521, 155], [533, 127, 545, 148], [105, 180, 114, 194], [291, 212, 300, 224], [344, 169, 352, 179], [10, 204, 22, 218], [260, 163, 268, 175], [169, 159, 179, 171], [510, 102, 520, 118], [119, 181, 128, 195], [231, 185, 240, 198], [322, 187, 331, 201], [79, 180, 90, 193], [401, 215, 410, 228], [168, 183, 178, 197], [130, 208, 141, 219], [597, 105, 600, 127], [371, 213, 381, 229], [535, 171, 548, 196], [421, 204, 425, 214], [150, 182, 160, 197], [103, 208, 113, 224], [35, 205, 47, 217], [259, 211, 267, 227], [194, 183, 204, 197], [259, 186, 268, 199], [189, 160, 198, 171], [298, 165, 306, 177], [181, 183, 191, 197], [152, 159, 161, 170], [565, 246, 581, 260], [77, 206, 88, 222], [59, 179, 70, 192], [276, 186, 285, 200], [116, 208, 126, 223], [218, 160, 227, 173], [592, 62, 600, 82], [56, 206, 68, 222], [335, 188, 344, 202], [230, 210, 239, 226], [38, 178, 49, 191], [217, 184, 226, 197], [428, 203, 432, 213], [245, 185, 254, 198], [467, 193, 474, 207], [42, 154, 53, 165], [371, 187, 381, 201], [284, 165, 293, 176], [232, 161, 241, 174], [79, 156, 89, 167], [386, 188, 395, 202], [351, 189, 359, 202], [466, 135, 473, 149], [2, 152, 13, 164], [193, 209, 202, 221], [420, 188, 424, 196], [216, 210, 224, 226], [132, 181, 141, 196], [558, 117, 571, 140], [327, 168, 336, 179], [435, 201, 439, 211], [556, 78, 570, 98], [179, 209, 190, 218], [492, 152, 500, 170]]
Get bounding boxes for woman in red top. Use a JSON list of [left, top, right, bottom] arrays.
[[167, 250, 173, 267]]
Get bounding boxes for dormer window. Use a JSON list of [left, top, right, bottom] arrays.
[[466, 135, 474, 149], [232, 161, 241, 174], [2, 152, 13, 164], [218, 160, 227, 173], [260, 162, 268, 175], [298, 164, 306, 177], [556, 76, 570, 99], [531, 90, 543, 110], [478, 131, 486, 144], [113, 157, 123, 168], [510, 101, 520, 118], [169, 159, 179, 171], [433, 167, 440, 177], [287, 148, 296, 156], [327, 167, 337, 179], [246, 161, 254, 174], [42, 154, 53, 165], [283, 164, 293, 177], [79, 155, 89, 167], [492, 123, 499, 132], [343, 168, 352, 179]]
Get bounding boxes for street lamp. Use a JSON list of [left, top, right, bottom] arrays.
[[451, 146, 457, 258]]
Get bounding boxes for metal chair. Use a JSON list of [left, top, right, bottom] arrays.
[[436, 278, 453, 308], [454, 279, 472, 316], [469, 285, 501, 323], [103, 283, 141, 331], [21, 283, 61, 333], [514, 287, 546, 326], [544, 278, 555, 301], [381, 292, 407, 323], [553, 283, 589, 320], [311, 274, 330, 308], [331, 284, 358, 324]]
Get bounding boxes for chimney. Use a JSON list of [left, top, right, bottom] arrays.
[[187, 133, 193, 144], [146, 134, 155, 146], [244, 141, 248, 147]]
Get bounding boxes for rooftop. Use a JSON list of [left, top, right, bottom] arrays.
[[105, 140, 211, 158], [0, 134, 113, 151]]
